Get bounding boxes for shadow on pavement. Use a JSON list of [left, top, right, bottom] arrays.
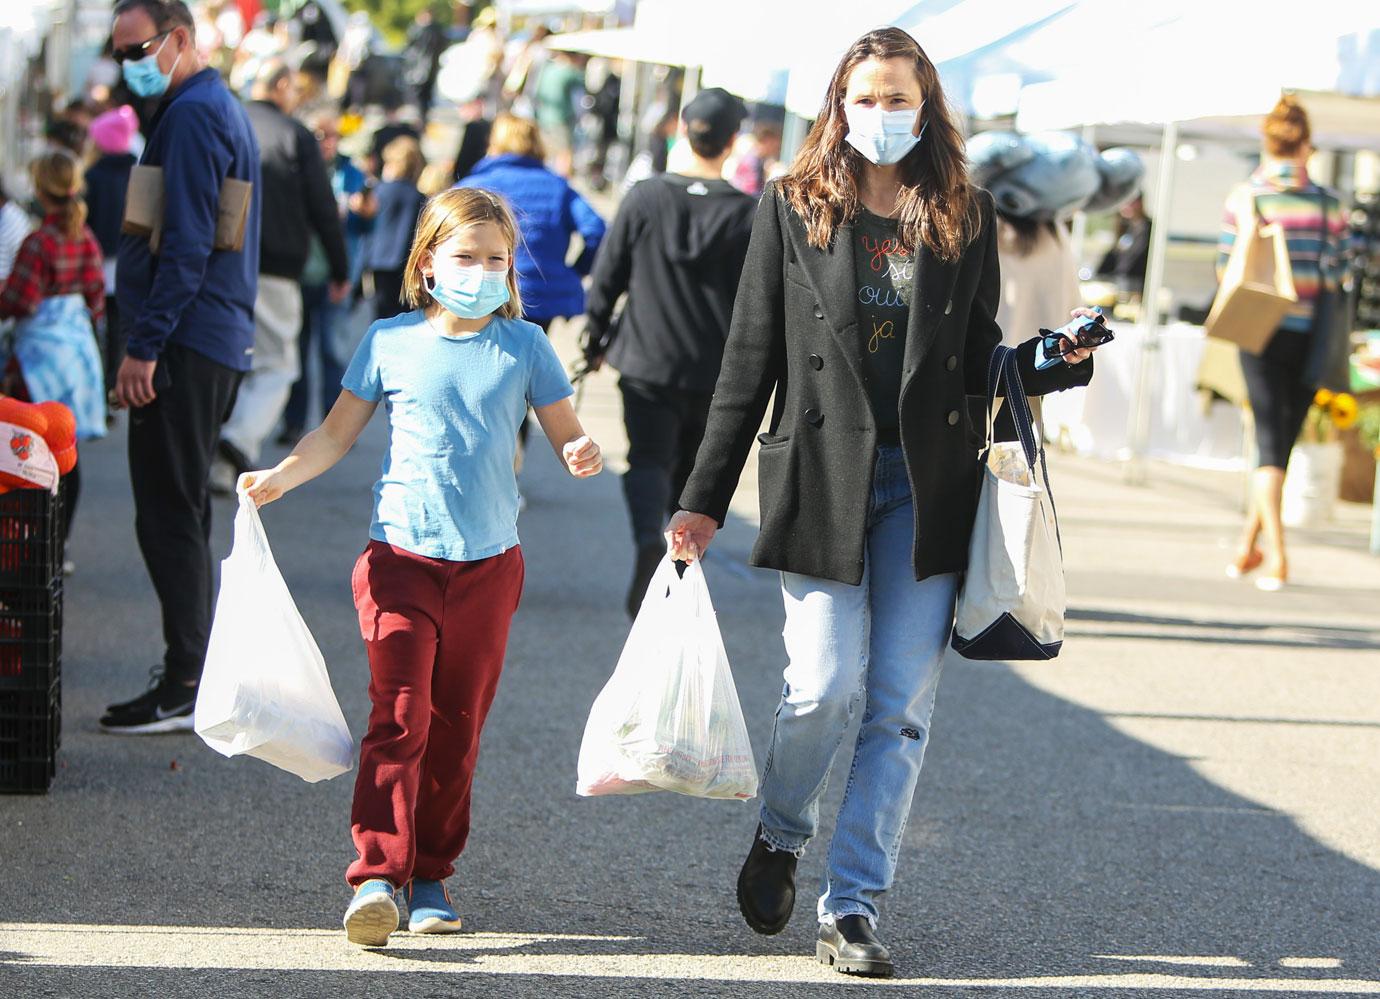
[[3, 403, 1378, 995], [1066, 607, 1380, 650]]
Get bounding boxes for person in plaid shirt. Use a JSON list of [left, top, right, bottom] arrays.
[[0, 149, 108, 547], [0, 190, 106, 326]]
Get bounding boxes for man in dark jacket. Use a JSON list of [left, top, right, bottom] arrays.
[[104, 0, 261, 733], [584, 87, 755, 615], [216, 58, 348, 488]]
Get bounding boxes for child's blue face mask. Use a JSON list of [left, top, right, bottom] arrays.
[[426, 260, 511, 322]]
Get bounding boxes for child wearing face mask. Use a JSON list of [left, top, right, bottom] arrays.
[[240, 187, 603, 947]]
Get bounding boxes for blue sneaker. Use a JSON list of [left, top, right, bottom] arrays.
[[343, 879, 399, 947], [406, 878, 463, 934]]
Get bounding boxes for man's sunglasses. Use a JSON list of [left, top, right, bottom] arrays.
[[1040, 313, 1115, 361], [112, 30, 171, 66]]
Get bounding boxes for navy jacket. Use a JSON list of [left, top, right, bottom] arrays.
[[84, 152, 137, 259], [116, 68, 261, 371], [363, 180, 426, 272], [458, 154, 605, 321]]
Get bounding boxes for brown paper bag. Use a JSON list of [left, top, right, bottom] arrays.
[[121, 166, 252, 255], [120, 164, 163, 243], [1204, 188, 1297, 355], [215, 178, 252, 252]]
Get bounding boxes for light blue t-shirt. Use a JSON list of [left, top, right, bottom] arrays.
[[342, 310, 574, 561]]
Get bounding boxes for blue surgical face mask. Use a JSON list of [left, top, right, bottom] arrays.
[[844, 105, 926, 166], [122, 33, 181, 99], [427, 260, 511, 322]]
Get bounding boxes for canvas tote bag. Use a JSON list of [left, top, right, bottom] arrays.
[[952, 346, 1065, 661], [1204, 187, 1298, 355]]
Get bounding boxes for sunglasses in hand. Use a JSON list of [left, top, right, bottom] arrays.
[[1039, 312, 1115, 363]]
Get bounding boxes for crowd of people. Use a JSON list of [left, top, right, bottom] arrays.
[[0, 0, 1354, 982]]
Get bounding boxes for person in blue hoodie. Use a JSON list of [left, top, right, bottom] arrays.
[[103, 0, 262, 735], [457, 114, 605, 333], [458, 113, 605, 460]]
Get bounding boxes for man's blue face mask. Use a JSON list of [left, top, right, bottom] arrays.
[[121, 32, 181, 99]]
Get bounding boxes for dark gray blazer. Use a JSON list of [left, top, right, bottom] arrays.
[[677, 183, 1093, 585]]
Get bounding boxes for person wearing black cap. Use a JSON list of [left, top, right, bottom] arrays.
[[584, 87, 756, 616]]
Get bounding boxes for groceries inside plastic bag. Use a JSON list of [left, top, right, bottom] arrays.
[[194, 491, 354, 783], [576, 557, 757, 800]]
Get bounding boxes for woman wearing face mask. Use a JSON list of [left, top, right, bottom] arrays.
[[666, 28, 1103, 978]]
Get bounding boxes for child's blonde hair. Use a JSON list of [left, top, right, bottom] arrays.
[[487, 113, 546, 161], [382, 135, 426, 184], [31, 150, 86, 239], [403, 187, 524, 318]]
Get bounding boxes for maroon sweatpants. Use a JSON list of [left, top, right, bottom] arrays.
[[346, 540, 524, 887]]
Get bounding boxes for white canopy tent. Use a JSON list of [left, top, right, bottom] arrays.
[[1006, 0, 1380, 481]]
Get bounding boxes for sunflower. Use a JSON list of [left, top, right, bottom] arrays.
[[1329, 392, 1359, 430], [1313, 388, 1335, 408]]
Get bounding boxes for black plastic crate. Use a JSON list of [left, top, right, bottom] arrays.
[[0, 489, 64, 792], [0, 488, 64, 593], [0, 678, 60, 793], [0, 577, 62, 689]]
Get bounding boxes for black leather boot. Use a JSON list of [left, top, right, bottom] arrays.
[[735, 825, 797, 935], [816, 915, 894, 977]]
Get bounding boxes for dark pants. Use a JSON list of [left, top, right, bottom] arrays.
[[347, 541, 524, 887], [373, 268, 406, 321], [283, 282, 348, 433], [1240, 329, 1314, 469], [619, 376, 713, 551], [127, 344, 242, 684], [103, 295, 125, 398]]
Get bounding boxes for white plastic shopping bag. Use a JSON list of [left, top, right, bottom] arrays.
[[576, 558, 757, 800], [194, 491, 354, 782]]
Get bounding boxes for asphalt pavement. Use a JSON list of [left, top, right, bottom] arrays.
[[3, 321, 1380, 996]]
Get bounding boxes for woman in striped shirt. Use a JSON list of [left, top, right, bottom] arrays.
[[1217, 96, 1349, 591]]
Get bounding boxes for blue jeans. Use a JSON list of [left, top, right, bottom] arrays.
[[758, 445, 958, 926], [283, 282, 349, 433]]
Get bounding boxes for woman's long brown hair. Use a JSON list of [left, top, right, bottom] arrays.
[[780, 27, 978, 261]]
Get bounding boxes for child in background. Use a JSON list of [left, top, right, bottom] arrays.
[[241, 188, 602, 947], [0, 150, 107, 545], [84, 105, 140, 401], [365, 135, 427, 320]]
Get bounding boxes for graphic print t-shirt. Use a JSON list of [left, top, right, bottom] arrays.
[[854, 209, 913, 435]]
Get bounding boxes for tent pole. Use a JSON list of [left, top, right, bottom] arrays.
[[1069, 123, 1096, 265], [1125, 118, 1178, 486]]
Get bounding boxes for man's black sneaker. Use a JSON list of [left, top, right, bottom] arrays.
[[736, 825, 798, 935], [217, 438, 251, 477], [816, 915, 895, 978], [101, 670, 198, 735]]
